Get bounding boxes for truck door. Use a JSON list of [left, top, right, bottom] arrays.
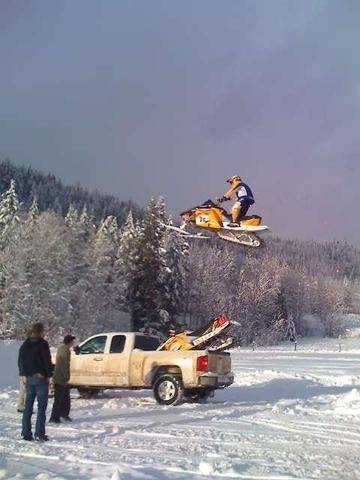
[[70, 335, 107, 386], [129, 335, 161, 387], [102, 334, 130, 387]]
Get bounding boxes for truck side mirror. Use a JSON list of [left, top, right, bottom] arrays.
[[74, 345, 80, 355]]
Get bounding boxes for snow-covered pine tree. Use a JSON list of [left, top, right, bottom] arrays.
[[0, 179, 20, 244], [131, 197, 170, 335], [96, 216, 119, 244], [87, 215, 122, 331], [65, 206, 94, 336], [77, 205, 95, 242], [162, 224, 189, 325], [116, 211, 141, 319], [27, 197, 40, 224], [186, 243, 237, 330], [65, 204, 79, 228], [0, 212, 74, 339]]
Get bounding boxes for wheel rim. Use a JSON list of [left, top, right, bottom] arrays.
[[158, 380, 176, 401]]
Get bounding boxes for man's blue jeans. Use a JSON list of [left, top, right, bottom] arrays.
[[22, 375, 49, 438]]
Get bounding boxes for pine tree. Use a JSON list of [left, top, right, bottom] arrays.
[[131, 197, 170, 335], [96, 216, 119, 244], [84, 215, 123, 331], [0, 212, 74, 339], [27, 197, 40, 224], [0, 179, 20, 243], [78, 205, 95, 241], [116, 211, 141, 319], [65, 204, 79, 228], [79, 205, 92, 229], [162, 226, 189, 323]]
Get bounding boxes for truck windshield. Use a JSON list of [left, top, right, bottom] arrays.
[[134, 335, 160, 351]]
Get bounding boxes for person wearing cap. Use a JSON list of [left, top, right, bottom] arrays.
[[49, 334, 76, 423]]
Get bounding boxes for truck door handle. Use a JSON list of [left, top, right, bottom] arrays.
[[93, 358, 103, 361]]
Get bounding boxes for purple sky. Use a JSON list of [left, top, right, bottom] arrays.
[[0, 1, 359, 244]]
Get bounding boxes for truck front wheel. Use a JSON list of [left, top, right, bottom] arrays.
[[153, 374, 183, 406]]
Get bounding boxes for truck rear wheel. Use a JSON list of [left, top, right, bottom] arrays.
[[153, 374, 183, 406]]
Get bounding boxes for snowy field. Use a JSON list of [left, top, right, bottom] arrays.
[[0, 323, 360, 480]]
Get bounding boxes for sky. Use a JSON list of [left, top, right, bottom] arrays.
[[0, 0, 359, 244]]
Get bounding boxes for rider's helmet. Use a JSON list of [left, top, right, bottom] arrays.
[[226, 175, 242, 185]]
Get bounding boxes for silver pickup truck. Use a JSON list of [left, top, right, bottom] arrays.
[[67, 332, 234, 405]]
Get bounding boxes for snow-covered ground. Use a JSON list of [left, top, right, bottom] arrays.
[[1, 321, 360, 480]]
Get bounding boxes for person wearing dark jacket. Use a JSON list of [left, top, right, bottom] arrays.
[[49, 335, 75, 423], [18, 322, 53, 441]]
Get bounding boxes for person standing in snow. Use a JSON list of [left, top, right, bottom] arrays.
[[18, 322, 53, 441], [49, 335, 75, 424], [218, 175, 255, 226]]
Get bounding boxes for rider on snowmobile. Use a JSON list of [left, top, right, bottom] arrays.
[[218, 175, 255, 226]]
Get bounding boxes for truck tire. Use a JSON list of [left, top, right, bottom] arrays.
[[77, 388, 102, 398], [153, 374, 184, 406], [185, 388, 214, 403]]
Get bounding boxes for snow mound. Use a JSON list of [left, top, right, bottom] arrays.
[[332, 388, 360, 415], [272, 388, 360, 417], [308, 374, 360, 387]]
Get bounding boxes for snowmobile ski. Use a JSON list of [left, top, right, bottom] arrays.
[[221, 222, 269, 232], [216, 230, 261, 247], [162, 223, 211, 239]]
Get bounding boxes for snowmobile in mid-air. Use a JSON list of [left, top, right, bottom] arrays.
[[166, 199, 269, 247], [157, 315, 233, 353]]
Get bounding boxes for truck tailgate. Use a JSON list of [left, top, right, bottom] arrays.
[[208, 352, 231, 374]]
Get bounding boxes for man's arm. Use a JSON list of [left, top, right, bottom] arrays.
[[64, 348, 71, 383], [223, 184, 238, 200], [18, 344, 24, 376], [41, 341, 53, 377]]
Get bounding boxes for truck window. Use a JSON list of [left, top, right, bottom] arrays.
[[134, 335, 160, 351], [110, 335, 126, 353], [79, 335, 107, 354]]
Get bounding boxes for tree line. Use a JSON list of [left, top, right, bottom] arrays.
[[0, 175, 358, 345], [0, 159, 142, 225]]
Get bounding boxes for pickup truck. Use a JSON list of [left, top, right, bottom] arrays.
[[67, 331, 234, 405]]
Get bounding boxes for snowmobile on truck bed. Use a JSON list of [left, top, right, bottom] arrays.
[[165, 199, 269, 247], [157, 315, 233, 353]]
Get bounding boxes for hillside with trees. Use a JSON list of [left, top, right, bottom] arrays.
[[0, 168, 358, 345], [0, 159, 142, 225]]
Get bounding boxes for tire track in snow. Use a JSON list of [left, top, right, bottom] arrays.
[[237, 416, 360, 446]]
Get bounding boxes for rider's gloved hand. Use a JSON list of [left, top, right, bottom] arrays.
[[217, 196, 229, 203]]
